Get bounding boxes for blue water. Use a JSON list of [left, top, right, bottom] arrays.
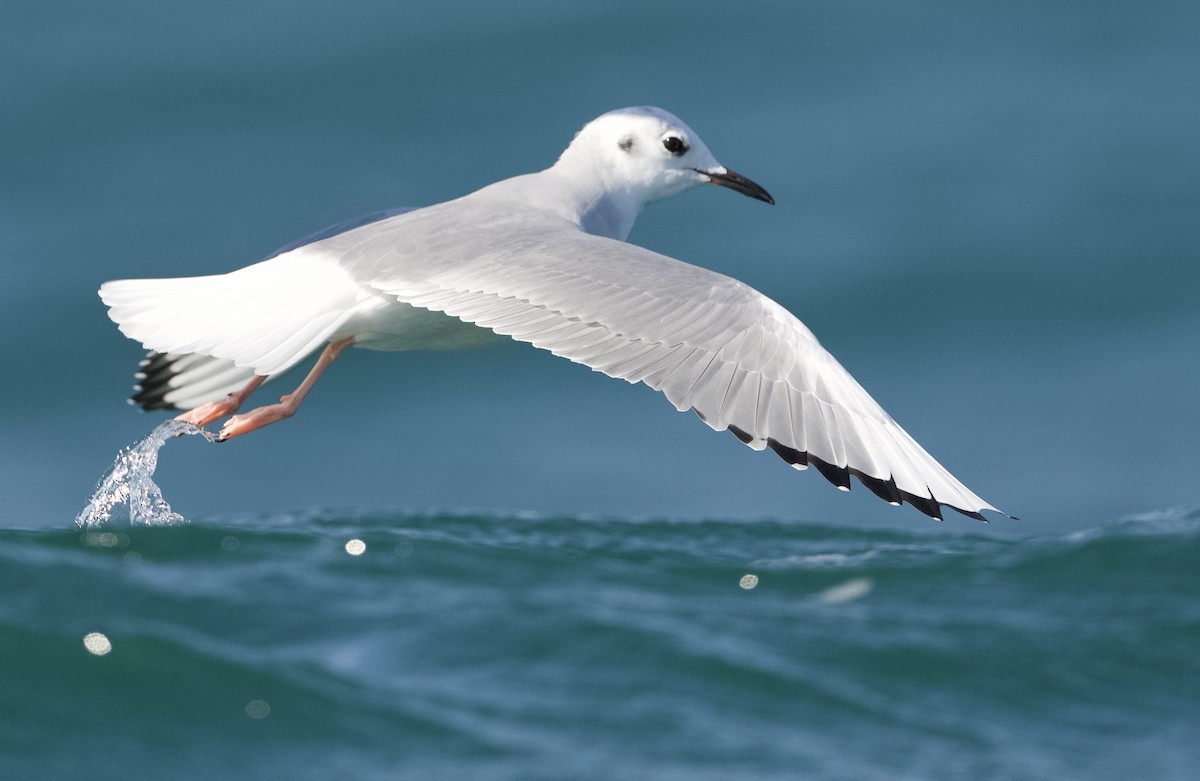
[[3, 0, 1198, 528], [3, 509, 1199, 780], [3, 2, 1200, 777]]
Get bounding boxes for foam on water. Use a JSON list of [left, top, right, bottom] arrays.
[[75, 420, 218, 528]]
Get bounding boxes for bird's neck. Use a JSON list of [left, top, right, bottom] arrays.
[[468, 164, 648, 242], [574, 187, 642, 241], [541, 160, 647, 242]]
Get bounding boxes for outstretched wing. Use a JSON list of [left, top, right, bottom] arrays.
[[340, 220, 1002, 521]]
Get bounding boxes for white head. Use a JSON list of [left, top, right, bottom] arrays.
[[553, 106, 774, 208]]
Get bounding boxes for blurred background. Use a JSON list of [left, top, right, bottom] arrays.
[[2, 0, 1197, 532]]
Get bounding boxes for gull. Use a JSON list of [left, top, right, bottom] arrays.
[[99, 106, 1006, 521]]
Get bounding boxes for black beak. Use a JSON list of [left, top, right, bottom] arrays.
[[699, 167, 775, 205]]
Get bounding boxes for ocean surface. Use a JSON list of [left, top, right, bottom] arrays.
[[3, 508, 1199, 780], [3, 2, 1199, 777]]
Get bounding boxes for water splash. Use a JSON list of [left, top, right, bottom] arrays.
[[76, 420, 219, 528]]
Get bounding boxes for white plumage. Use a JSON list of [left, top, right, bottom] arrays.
[[99, 106, 1006, 521]]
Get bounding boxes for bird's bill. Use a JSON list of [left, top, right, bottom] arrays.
[[701, 167, 775, 205]]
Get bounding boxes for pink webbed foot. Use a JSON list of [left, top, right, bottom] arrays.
[[217, 397, 298, 441], [174, 375, 267, 430], [176, 398, 239, 428]]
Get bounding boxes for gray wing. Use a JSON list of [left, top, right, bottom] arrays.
[[331, 216, 1001, 520], [264, 207, 421, 259]]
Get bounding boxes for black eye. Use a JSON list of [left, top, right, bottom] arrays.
[[662, 136, 688, 155]]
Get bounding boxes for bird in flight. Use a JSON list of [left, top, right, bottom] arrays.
[[100, 106, 1005, 521]]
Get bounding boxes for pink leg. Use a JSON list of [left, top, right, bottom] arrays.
[[176, 374, 268, 428], [217, 337, 355, 442]]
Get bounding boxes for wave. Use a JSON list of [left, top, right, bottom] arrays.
[[3, 507, 1198, 780]]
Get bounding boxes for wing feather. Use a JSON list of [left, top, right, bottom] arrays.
[[314, 213, 1002, 520]]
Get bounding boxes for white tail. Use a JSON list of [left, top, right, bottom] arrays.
[[99, 253, 368, 378]]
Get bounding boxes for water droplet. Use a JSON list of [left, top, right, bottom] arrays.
[[344, 539, 366, 556], [81, 532, 121, 548], [83, 632, 112, 656], [739, 573, 759, 590], [244, 700, 271, 719], [220, 535, 240, 552]]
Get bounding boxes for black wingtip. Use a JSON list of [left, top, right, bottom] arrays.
[[950, 507, 989, 523], [731, 434, 1003, 523], [728, 425, 754, 444], [767, 437, 808, 468], [900, 490, 944, 521], [810, 455, 851, 491], [130, 351, 180, 411], [853, 470, 903, 505]]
